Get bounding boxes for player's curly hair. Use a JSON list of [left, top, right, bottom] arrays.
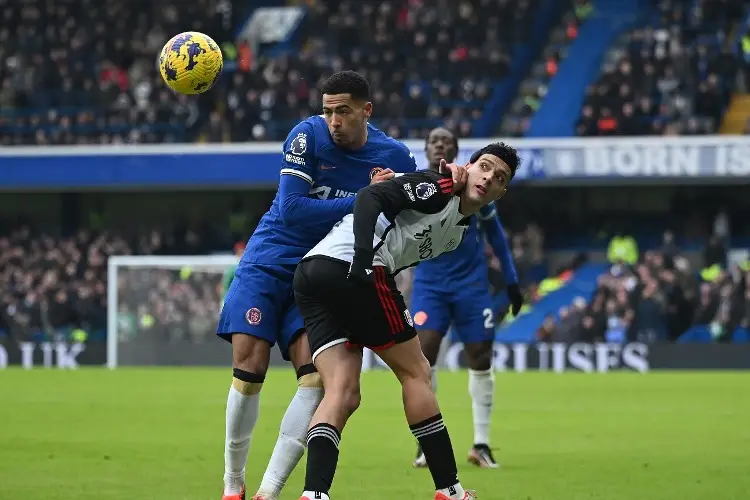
[[470, 142, 520, 179], [320, 70, 370, 100]]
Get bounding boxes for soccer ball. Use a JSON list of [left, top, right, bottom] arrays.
[[158, 31, 223, 95]]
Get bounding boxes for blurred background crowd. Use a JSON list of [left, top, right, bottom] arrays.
[[4, 0, 747, 144], [1, 0, 750, 348]]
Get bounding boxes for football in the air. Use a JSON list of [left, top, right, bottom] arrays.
[[158, 31, 223, 95]]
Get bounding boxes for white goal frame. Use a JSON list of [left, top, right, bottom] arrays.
[[106, 254, 238, 369]]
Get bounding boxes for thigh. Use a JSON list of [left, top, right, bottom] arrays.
[[312, 341, 363, 388], [410, 281, 452, 335], [452, 287, 496, 344], [216, 264, 289, 346], [341, 267, 418, 351], [294, 260, 349, 363]]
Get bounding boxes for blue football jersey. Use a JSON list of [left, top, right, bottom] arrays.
[[413, 204, 498, 290], [242, 116, 417, 267]]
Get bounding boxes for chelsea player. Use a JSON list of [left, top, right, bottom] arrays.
[[410, 128, 524, 470], [216, 71, 419, 500]]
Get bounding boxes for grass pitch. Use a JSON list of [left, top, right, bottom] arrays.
[[0, 369, 748, 500]]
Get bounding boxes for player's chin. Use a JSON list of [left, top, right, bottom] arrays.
[[332, 134, 348, 146], [470, 186, 491, 203]]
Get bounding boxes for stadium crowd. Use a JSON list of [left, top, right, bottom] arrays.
[[0, 224, 229, 343], [576, 0, 746, 136], [0, 217, 549, 344], [537, 230, 750, 344], [0, 0, 538, 144]]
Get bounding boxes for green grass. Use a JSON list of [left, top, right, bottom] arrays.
[[0, 369, 748, 499]]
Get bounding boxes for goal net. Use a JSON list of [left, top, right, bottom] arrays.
[[106, 256, 444, 370], [106, 255, 237, 368]]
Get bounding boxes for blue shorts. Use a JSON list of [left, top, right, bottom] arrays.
[[410, 281, 495, 344], [217, 263, 304, 361]]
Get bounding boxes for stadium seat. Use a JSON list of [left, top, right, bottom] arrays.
[[677, 326, 713, 344], [731, 328, 750, 343]]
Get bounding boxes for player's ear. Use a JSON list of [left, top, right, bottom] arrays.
[[363, 101, 373, 118]]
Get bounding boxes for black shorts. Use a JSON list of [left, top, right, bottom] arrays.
[[294, 257, 417, 362]]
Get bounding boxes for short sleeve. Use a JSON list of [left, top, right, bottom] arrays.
[[280, 121, 316, 184]]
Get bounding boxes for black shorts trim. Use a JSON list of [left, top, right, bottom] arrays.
[[293, 257, 417, 362]]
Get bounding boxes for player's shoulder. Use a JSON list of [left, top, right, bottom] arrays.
[[366, 123, 408, 152], [367, 124, 417, 170], [285, 116, 329, 147], [397, 169, 443, 183]]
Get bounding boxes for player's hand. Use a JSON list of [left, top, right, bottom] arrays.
[[347, 260, 375, 284], [507, 283, 524, 316], [370, 168, 395, 185], [439, 159, 468, 193], [348, 249, 376, 284]]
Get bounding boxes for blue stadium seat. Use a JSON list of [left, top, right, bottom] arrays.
[[677, 326, 713, 343], [731, 328, 750, 343]]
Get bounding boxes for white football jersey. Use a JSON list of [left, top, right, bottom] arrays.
[[305, 170, 469, 274]]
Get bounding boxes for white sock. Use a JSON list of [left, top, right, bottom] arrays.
[[430, 365, 438, 394], [224, 385, 260, 494], [438, 483, 466, 499], [468, 368, 494, 446], [257, 387, 324, 497]]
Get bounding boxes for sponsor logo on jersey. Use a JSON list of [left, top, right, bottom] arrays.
[[414, 225, 433, 259], [416, 182, 437, 200], [414, 311, 428, 326], [285, 153, 305, 165], [369, 167, 384, 179], [403, 182, 416, 202], [444, 238, 457, 251], [309, 186, 356, 199], [245, 307, 262, 325]]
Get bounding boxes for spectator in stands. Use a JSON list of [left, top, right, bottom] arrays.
[[1, 0, 536, 144], [576, 0, 745, 137]]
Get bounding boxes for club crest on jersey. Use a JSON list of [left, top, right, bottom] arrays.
[[369, 167, 384, 180], [290, 133, 307, 155], [245, 307, 262, 325], [416, 182, 437, 200], [414, 311, 428, 326]]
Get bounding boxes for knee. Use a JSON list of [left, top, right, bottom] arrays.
[[232, 336, 271, 395], [296, 363, 323, 390], [465, 342, 493, 371], [232, 334, 271, 376], [328, 379, 361, 416], [232, 368, 265, 395], [401, 353, 432, 386]]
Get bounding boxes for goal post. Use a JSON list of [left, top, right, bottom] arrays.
[[106, 255, 449, 371], [106, 255, 238, 369]]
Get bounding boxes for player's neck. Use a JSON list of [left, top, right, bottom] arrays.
[[348, 128, 368, 149], [458, 194, 482, 217]]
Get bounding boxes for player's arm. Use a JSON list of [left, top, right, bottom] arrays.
[[479, 204, 524, 315], [478, 204, 518, 285], [277, 122, 356, 226], [351, 171, 453, 274]]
